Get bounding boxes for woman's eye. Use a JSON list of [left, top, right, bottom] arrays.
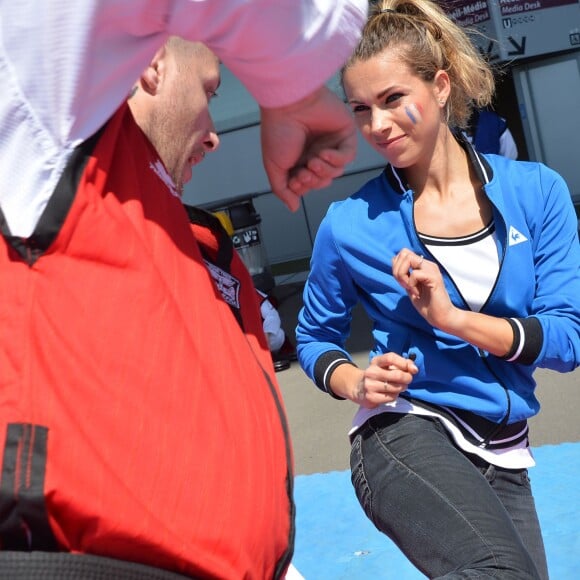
[[351, 104, 369, 114], [386, 93, 403, 105]]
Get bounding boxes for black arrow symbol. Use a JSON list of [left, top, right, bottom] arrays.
[[507, 36, 526, 56], [477, 41, 500, 63]]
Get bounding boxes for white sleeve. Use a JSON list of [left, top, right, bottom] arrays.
[[260, 299, 286, 353], [223, 0, 368, 106], [169, 0, 368, 108], [0, 0, 367, 237], [499, 128, 519, 160]]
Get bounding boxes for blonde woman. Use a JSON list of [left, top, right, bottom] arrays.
[[297, 1, 580, 577]]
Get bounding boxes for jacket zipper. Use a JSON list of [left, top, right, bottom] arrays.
[[411, 193, 513, 448]]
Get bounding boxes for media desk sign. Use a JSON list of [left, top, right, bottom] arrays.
[[495, 0, 580, 61], [443, 0, 579, 62], [444, 1, 501, 61]]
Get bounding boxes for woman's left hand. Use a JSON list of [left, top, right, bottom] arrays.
[[392, 248, 458, 332]]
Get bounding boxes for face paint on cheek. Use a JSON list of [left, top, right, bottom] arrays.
[[405, 103, 423, 125]]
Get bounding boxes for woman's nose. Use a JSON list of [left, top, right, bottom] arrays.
[[371, 109, 391, 136]]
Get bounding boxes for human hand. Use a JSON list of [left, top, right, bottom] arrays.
[[260, 86, 357, 211], [353, 352, 418, 409], [392, 248, 458, 331]]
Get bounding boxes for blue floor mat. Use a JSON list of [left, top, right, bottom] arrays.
[[293, 442, 580, 579]]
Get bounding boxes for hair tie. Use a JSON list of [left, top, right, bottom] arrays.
[[380, 8, 397, 13]]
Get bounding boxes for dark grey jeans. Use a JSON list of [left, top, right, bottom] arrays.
[[350, 412, 549, 579]]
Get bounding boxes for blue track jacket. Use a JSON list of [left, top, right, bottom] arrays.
[[297, 142, 580, 425]]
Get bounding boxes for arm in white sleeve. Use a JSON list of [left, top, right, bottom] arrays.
[[0, 0, 367, 237], [260, 298, 286, 353], [169, 0, 368, 107], [499, 128, 518, 160]]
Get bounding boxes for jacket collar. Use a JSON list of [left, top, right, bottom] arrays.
[[383, 131, 494, 194]]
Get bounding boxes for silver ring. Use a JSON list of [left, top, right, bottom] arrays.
[[416, 254, 424, 268], [383, 382, 389, 392]]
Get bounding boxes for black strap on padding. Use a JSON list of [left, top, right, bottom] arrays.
[[0, 424, 58, 551], [183, 206, 233, 272], [184, 205, 245, 330], [0, 551, 194, 579]]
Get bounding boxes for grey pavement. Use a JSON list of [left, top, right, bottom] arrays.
[[272, 281, 580, 476]]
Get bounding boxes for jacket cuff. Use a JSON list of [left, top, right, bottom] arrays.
[[313, 350, 355, 400], [502, 317, 543, 365]]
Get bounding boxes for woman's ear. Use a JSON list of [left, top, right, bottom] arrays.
[[433, 69, 451, 105], [139, 45, 167, 96]]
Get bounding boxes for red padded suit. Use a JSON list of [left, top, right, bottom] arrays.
[[0, 104, 294, 579]]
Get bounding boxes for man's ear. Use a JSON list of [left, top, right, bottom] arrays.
[[140, 45, 167, 96]]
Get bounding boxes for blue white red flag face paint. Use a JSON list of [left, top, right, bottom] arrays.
[[405, 103, 423, 125]]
